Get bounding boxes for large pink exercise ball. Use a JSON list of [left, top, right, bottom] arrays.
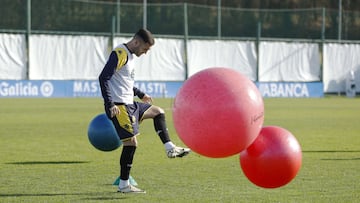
[[173, 67, 264, 158]]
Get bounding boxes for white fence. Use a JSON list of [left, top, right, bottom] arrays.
[[1, 33, 359, 93]]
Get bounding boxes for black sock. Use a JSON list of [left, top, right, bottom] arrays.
[[153, 113, 171, 144], [120, 146, 136, 181]]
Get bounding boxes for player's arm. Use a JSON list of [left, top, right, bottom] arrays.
[[99, 51, 117, 110], [134, 87, 152, 104], [133, 87, 145, 99]]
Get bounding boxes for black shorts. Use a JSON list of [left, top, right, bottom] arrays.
[[111, 101, 151, 141]]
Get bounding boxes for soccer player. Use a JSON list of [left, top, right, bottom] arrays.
[[99, 28, 190, 193]]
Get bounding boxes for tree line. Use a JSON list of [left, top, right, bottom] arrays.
[[0, 0, 359, 40]]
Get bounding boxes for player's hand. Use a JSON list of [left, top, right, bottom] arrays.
[[109, 105, 120, 118], [141, 94, 153, 104]]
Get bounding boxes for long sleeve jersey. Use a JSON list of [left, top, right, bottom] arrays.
[[99, 44, 145, 108]]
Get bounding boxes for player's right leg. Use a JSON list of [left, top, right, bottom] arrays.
[[140, 104, 191, 158]]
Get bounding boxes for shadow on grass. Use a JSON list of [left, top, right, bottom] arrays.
[[0, 192, 129, 200], [321, 158, 360, 161], [5, 161, 90, 165], [303, 150, 360, 161], [303, 150, 360, 153], [0, 193, 90, 197], [80, 196, 130, 201]]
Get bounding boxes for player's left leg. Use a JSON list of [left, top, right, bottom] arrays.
[[111, 104, 145, 193], [118, 138, 145, 193]]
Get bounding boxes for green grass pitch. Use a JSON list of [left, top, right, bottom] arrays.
[[0, 97, 359, 202]]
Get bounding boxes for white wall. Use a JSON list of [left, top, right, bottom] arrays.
[[323, 43, 360, 93], [29, 34, 109, 80], [0, 34, 27, 79], [187, 39, 257, 81], [0, 33, 359, 93], [259, 42, 320, 82], [113, 37, 186, 81]]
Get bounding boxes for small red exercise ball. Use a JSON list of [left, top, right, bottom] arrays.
[[173, 67, 264, 158], [240, 126, 302, 188]]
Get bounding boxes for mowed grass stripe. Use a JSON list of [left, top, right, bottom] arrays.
[[0, 97, 359, 202]]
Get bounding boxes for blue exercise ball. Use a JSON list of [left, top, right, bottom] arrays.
[[87, 113, 121, 151]]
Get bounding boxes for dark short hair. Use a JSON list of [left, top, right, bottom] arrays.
[[135, 28, 155, 45]]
